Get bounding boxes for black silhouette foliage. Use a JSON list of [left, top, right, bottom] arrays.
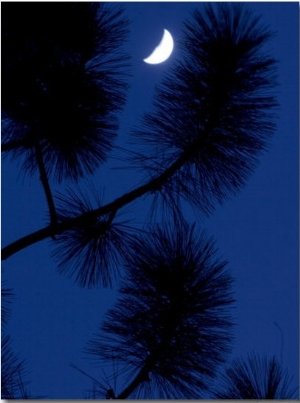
[[86, 223, 234, 398], [1, 2, 291, 400], [2, 3, 129, 182], [1, 3, 279, 259], [52, 187, 135, 288], [215, 353, 299, 399], [134, 4, 277, 215], [1, 336, 30, 399]]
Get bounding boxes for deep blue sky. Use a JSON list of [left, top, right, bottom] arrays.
[[2, 1, 299, 399]]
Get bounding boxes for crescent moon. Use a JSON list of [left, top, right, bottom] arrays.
[[143, 29, 174, 64]]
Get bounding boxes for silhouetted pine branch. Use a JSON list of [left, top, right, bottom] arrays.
[[1, 156, 207, 260], [215, 353, 298, 399], [86, 223, 234, 398], [51, 186, 137, 288], [2, 3, 295, 400], [133, 3, 277, 215], [34, 140, 58, 226], [2, 3, 277, 262], [2, 2, 129, 182], [1, 336, 31, 399]]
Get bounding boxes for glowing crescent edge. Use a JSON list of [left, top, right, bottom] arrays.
[[143, 29, 174, 64]]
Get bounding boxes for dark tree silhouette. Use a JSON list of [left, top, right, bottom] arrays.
[[1, 335, 45, 399], [1, 336, 27, 399], [215, 353, 298, 399], [131, 3, 277, 216], [1, 2, 290, 400], [52, 185, 137, 288], [2, 3, 129, 226], [1, 336, 33, 399], [2, 3, 277, 262], [86, 223, 234, 399], [2, 3, 129, 181]]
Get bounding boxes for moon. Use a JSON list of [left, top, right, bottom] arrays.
[[143, 29, 174, 64]]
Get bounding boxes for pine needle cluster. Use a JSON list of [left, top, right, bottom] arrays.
[[2, 3, 129, 181], [134, 4, 277, 215], [52, 187, 134, 288], [86, 223, 234, 398], [215, 353, 298, 399], [2, 3, 292, 400]]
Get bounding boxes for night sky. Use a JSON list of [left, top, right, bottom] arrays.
[[2, 1, 299, 399]]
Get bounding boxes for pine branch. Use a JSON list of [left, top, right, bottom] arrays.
[[2, 3, 277, 268], [1, 148, 190, 260], [132, 3, 277, 215], [215, 353, 299, 399], [1, 336, 30, 399], [86, 223, 234, 398], [34, 141, 57, 226], [1, 3, 130, 182], [51, 186, 135, 288]]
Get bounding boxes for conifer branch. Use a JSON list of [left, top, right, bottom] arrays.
[[34, 141, 58, 226], [1, 148, 188, 259]]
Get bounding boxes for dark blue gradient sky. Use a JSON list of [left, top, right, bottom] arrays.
[[2, 2, 299, 398]]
